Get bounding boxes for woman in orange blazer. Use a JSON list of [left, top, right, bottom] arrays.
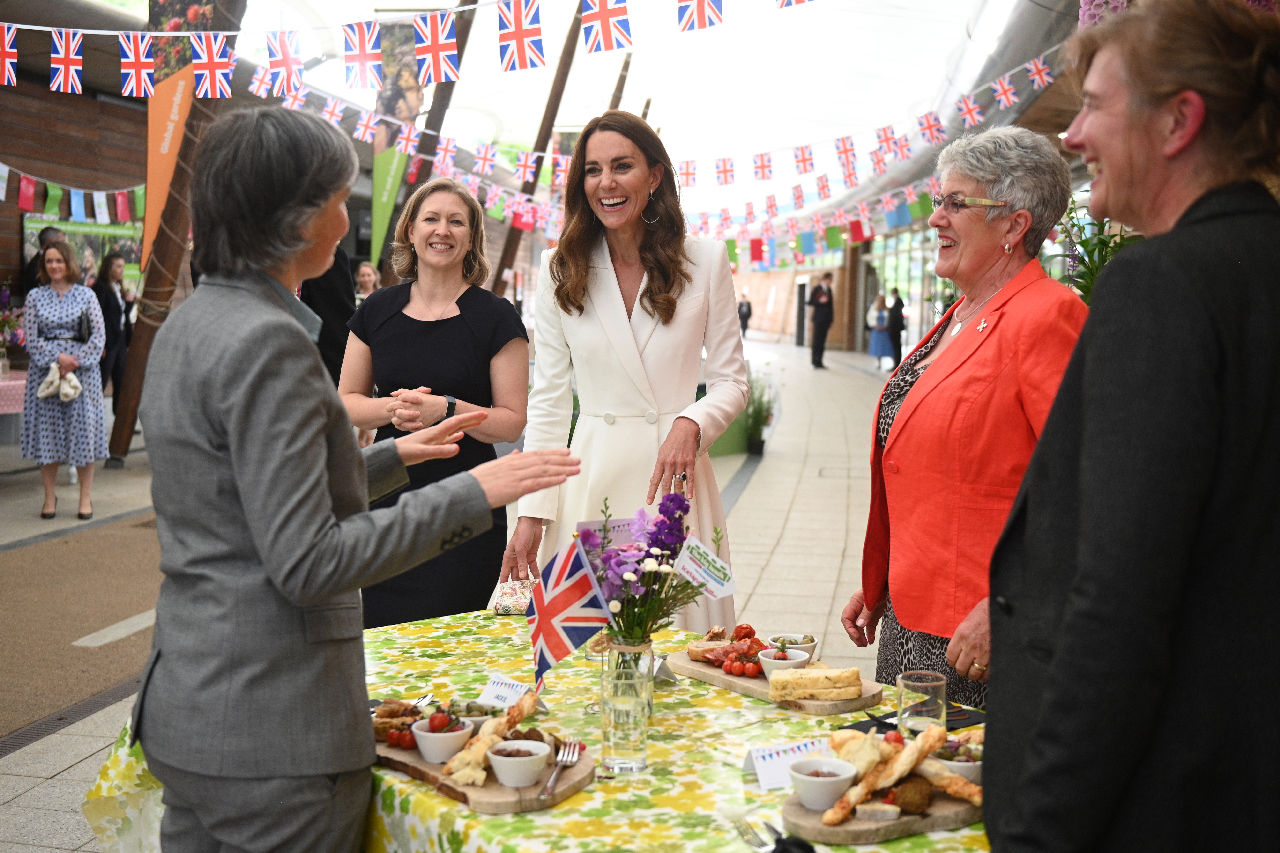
[[841, 127, 1087, 707]]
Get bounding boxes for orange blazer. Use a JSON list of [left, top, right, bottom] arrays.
[[862, 259, 1087, 638]]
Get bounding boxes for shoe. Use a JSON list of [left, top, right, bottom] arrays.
[[40, 499, 57, 520], [77, 505, 93, 521]]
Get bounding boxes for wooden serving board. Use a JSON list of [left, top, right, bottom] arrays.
[[781, 792, 982, 844], [666, 651, 883, 715], [376, 742, 594, 814]]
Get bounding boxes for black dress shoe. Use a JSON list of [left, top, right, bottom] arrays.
[[77, 508, 93, 521], [40, 500, 57, 520]]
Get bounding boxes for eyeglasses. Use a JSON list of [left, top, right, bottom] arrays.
[[930, 194, 1010, 215]]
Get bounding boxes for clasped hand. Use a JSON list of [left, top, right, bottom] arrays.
[[56, 352, 80, 378], [387, 386, 445, 432]]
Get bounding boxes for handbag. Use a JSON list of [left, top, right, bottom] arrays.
[[74, 310, 91, 343], [492, 578, 537, 615]]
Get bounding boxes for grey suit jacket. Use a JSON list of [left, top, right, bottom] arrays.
[[133, 271, 492, 778]]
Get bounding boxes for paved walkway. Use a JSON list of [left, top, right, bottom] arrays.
[[0, 337, 892, 851]]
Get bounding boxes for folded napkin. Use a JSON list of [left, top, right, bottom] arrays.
[[36, 363, 61, 399], [59, 371, 82, 402]]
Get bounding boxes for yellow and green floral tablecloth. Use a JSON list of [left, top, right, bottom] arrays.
[[83, 611, 989, 852]]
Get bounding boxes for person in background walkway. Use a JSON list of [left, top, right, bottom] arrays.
[[18, 226, 65, 306], [503, 110, 749, 633], [354, 260, 379, 305], [807, 272, 834, 368], [887, 287, 905, 368], [340, 177, 529, 628], [840, 126, 1087, 708], [866, 294, 894, 370], [21, 240, 108, 520], [93, 252, 133, 415], [986, 1, 1280, 848], [134, 107, 577, 852], [737, 288, 752, 336], [299, 244, 357, 386]]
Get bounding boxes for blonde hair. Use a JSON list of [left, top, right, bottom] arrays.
[[390, 178, 490, 285]]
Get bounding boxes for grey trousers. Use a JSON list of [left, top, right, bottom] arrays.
[[147, 754, 370, 853]]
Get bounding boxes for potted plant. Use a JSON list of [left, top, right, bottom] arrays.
[[744, 379, 773, 456]]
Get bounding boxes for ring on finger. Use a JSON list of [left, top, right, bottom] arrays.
[[677, 472, 688, 481], [970, 662, 988, 672]]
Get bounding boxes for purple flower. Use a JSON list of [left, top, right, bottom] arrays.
[[659, 492, 689, 519], [578, 527, 601, 551], [629, 508, 652, 541]]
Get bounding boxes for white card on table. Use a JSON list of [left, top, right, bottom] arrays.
[[742, 738, 833, 790], [672, 536, 736, 599], [477, 675, 548, 712], [575, 517, 637, 545]]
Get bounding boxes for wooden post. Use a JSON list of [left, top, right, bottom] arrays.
[[608, 52, 632, 111], [108, 0, 248, 462], [409, 4, 475, 188], [490, 7, 582, 297]]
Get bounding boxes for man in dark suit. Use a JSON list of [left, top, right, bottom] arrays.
[[986, 2, 1280, 850], [807, 272, 834, 368], [299, 244, 357, 385], [886, 287, 905, 368], [19, 226, 65, 305]]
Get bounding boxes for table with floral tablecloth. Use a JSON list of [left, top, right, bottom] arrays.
[[83, 611, 989, 852]]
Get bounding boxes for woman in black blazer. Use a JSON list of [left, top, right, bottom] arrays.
[[986, 2, 1280, 850], [92, 252, 132, 414]]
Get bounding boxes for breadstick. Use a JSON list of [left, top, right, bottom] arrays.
[[914, 757, 984, 806]]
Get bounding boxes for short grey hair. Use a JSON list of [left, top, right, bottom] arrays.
[[191, 108, 358, 277], [935, 126, 1070, 258]]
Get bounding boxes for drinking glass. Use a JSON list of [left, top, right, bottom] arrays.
[[600, 670, 651, 773], [896, 670, 947, 738]]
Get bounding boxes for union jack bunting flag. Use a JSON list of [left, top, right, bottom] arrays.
[[811, 212, 825, 231], [342, 21, 382, 90], [765, 194, 778, 218], [321, 98, 345, 126], [903, 184, 919, 204], [715, 157, 734, 186], [1025, 56, 1054, 90], [793, 145, 814, 175], [892, 134, 912, 162], [957, 94, 985, 128], [485, 187, 505, 211], [552, 153, 571, 185], [461, 174, 481, 195], [744, 201, 755, 223], [280, 86, 309, 111], [266, 31, 304, 95], [870, 149, 887, 176], [992, 75, 1019, 110], [1, 25, 16, 87], [353, 110, 379, 144], [677, 0, 723, 31], [792, 184, 805, 211], [786, 218, 798, 238], [50, 30, 83, 94], [526, 540, 608, 691], [474, 143, 498, 175], [514, 151, 540, 183], [118, 32, 153, 98], [816, 174, 831, 200], [832, 208, 849, 226], [753, 153, 773, 181], [841, 166, 858, 189], [435, 136, 458, 168], [190, 33, 233, 99], [918, 111, 946, 146], [926, 175, 942, 196], [875, 124, 895, 155], [248, 66, 272, 97], [834, 135, 856, 171], [415, 11, 460, 86], [719, 208, 732, 228], [498, 0, 546, 72], [582, 0, 632, 53], [857, 200, 871, 221], [778, 0, 813, 7], [761, 219, 774, 238], [679, 160, 696, 187], [394, 124, 421, 156], [880, 192, 897, 212]]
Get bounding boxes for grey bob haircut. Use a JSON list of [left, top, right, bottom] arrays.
[[191, 107, 358, 277]]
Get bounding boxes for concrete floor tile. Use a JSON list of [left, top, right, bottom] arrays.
[[52, 750, 110, 786], [0, 844, 77, 853], [8, 780, 92, 814], [0, 738, 108, 780], [744, 594, 834, 620], [56, 702, 132, 740], [750, 578, 842, 599], [0, 803, 95, 849], [0, 777, 40, 807], [78, 838, 104, 852]]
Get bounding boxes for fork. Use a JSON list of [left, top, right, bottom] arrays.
[[537, 739, 581, 801], [730, 816, 772, 851]]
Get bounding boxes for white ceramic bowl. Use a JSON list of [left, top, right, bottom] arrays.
[[487, 738, 552, 788], [934, 756, 982, 784], [410, 718, 473, 764], [455, 702, 504, 731], [789, 757, 856, 811], [759, 647, 810, 678], [768, 634, 818, 659]]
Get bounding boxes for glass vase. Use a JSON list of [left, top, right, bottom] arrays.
[[600, 636, 653, 773]]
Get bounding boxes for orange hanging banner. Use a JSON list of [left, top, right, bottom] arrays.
[[140, 64, 194, 270]]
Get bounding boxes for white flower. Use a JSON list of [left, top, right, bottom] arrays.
[[622, 571, 637, 582], [642, 558, 660, 572], [658, 565, 675, 574], [608, 600, 622, 613], [649, 547, 662, 556]]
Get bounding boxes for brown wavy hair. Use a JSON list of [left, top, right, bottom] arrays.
[[1070, 0, 1280, 184], [390, 178, 490, 286], [38, 240, 81, 285], [551, 111, 690, 324]]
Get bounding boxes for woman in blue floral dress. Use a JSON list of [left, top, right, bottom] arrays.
[[21, 240, 108, 519]]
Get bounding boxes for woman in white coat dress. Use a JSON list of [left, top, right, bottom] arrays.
[[502, 111, 749, 632]]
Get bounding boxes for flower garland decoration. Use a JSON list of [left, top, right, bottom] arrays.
[[578, 494, 705, 642]]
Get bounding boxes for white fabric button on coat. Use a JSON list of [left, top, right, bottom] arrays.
[[644, 410, 658, 424], [602, 412, 616, 425]]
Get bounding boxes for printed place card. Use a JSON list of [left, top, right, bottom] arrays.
[[672, 536, 736, 599], [742, 738, 833, 790], [575, 517, 637, 544], [477, 675, 548, 712]]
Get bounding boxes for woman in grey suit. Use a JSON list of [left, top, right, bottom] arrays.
[[133, 108, 577, 851]]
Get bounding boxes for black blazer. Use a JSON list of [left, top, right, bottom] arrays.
[[986, 182, 1280, 852], [93, 279, 133, 351], [299, 245, 357, 386]]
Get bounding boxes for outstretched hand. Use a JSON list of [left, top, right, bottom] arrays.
[[472, 448, 579, 510], [647, 416, 700, 506], [392, 411, 486, 466], [501, 515, 546, 582]]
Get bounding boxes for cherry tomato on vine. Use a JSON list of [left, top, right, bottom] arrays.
[[723, 661, 734, 674], [884, 730, 905, 745], [743, 661, 762, 678], [730, 660, 746, 677]]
